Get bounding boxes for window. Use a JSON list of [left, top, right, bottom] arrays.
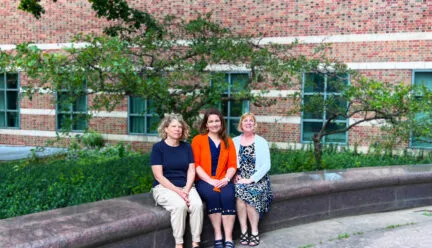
[[0, 73, 19, 128], [411, 71, 432, 148], [301, 73, 349, 144], [219, 73, 250, 136], [128, 96, 159, 134], [56, 90, 88, 131]]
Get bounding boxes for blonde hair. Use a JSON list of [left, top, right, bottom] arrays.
[[157, 113, 190, 140], [237, 113, 258, 132]]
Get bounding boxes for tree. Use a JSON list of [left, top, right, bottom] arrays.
[[7, 0, 326, 132], [297, 70, 432, 169]]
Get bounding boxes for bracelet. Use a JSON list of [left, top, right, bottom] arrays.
[[225, 177, 230, 182]]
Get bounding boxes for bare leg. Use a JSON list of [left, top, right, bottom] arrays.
[[208, 213, 223, 240], [221, 214, 236, 242], [247, 204, 260, 245], [175, 244, 183, 248], [236, 198, 248, 233]]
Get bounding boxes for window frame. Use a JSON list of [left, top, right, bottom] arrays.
[[410, 69, 432, 149], [0, 72, 20, 129], [300, 72, 349, 145], [55, 89, 88, 132], [216, 72, 251, 136], [128, 96, 159, 135]]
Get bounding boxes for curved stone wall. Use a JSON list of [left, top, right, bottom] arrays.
[[1, 165, 432, 248]]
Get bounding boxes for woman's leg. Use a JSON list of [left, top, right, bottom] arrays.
[[247, 204, 260, 246], [236, 198, 248, 233], [152, 185, 188, 246], [220, 183, 236, 243], [188, 187, 204, 246], [195, 180, 223, 241]]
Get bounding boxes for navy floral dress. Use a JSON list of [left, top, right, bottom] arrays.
[[235, 143, 273, 216]]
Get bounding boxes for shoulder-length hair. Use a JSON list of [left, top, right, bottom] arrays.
[[199, 108, 230, 148], [157, 113, 190, 140]]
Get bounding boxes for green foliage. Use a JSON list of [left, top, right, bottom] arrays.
[[81, 131, 105, 149], [270, 146, 432, 174], [0, 151, 152, 220]]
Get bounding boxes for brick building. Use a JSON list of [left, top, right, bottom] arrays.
[[1, 0, 432, 152]]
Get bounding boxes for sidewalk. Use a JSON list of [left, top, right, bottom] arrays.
[[219, 205, 432, 248], [0, 145, 66, 161]]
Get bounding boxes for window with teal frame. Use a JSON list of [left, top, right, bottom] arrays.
[[411, 71, 432, 148], [301, 72, 349, 144], [128, 96, 159, 134], [0, 73, 20, 128], [219, 73, 250, 136], [56, 90, 88, 131]]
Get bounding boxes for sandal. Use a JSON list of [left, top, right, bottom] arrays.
[[214, 239, 224, 248], [224, 241, 235, 248], [239, 231, 249, 245], [249, 233, 260, 246]]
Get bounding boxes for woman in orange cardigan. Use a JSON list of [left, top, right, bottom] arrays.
[[192, 108, 237, 248]]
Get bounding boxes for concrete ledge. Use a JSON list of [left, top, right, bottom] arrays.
[[2, 165, 432, 247]]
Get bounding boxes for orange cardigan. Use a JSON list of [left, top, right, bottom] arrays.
[[191, 134, 237, 186]]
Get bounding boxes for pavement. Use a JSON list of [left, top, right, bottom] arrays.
[[0, 145, 66, 160], [210, 205, 432, 248]]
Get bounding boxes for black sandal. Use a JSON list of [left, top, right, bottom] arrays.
[[239, 231, 249, 245], [214, 239, 224, 248], [249, 233, 260, 246], [224, 241, 235, 248]]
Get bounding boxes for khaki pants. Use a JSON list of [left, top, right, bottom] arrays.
[[152, 185, 204, 244]]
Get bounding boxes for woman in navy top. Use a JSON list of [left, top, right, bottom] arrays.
[[151, 113, 204, 248]]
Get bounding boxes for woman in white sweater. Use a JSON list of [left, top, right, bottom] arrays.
[[233, 113, 273, 247]]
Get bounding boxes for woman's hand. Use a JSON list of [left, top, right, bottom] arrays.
[[237, 178, 253, 184], [214, 178, 229, 188], [176, 188, 190, 207]]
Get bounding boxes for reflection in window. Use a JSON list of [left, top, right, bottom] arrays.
[[56, 90, 88, 131], [0, 73, 19, 128], [411, 71, 432, 148], [301, 73, 349, 144]]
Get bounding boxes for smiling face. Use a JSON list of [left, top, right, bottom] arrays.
[[164, 119, 183, 141], [206, 114, 222, 135], [241, 115, 256, 134]]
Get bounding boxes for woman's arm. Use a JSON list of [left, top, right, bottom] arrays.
[[183, 163, 196, 193]]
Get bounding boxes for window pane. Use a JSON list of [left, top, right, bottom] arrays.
[[303, 95, 324, 119], [6, 73, 18, 89], [230, 73, 249, 93], [325, 122, 347, 143], [230, 100, 246, 117], [130, 116, 145, 133], [302, 122, 323, 142], [72, 114, 87, 130], [73, 95, 86, 112], [327, 74, 348, 93], [0, 75, 4, 89], [57, 93, 71, 112], [57, 114, 71, 129], [414, 72, 432, 90], [130, 97, 145, 114], [6, 112, 18, 128], [147, 99, 158, 113], [146, 116, 160, 133], [304, 73, 324, 93], [0, 112, 5, 127], [221, 99, 229, 116], [326, 95, 347, 121], [0, 92, 5, 110], [6, 91, 18, 110]]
